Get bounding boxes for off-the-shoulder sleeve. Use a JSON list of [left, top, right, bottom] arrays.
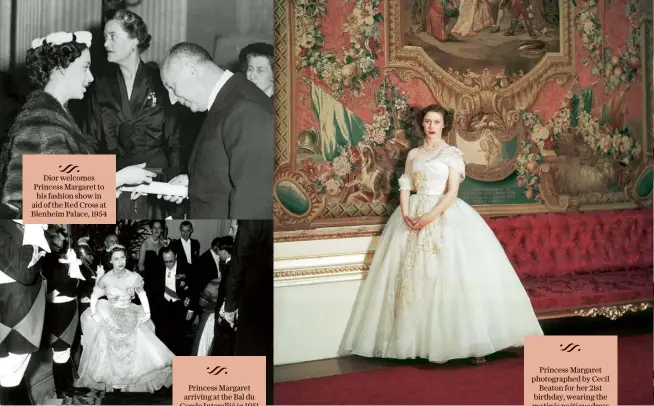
[[441, 147, 466, 182], [398, 150, 415, 191], [133, 273, 145, 293], [92, 284, 105, 297]]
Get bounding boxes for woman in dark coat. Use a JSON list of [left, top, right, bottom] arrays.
[[80, 9, 182, 218]]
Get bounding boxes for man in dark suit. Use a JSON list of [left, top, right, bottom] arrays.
[[159, 42, 273, 219], [169, 221, 200, 269], [148, 247, 196, 356], [195, 236, 231, 298], [96, 233, 118, 271], [211, 220, 273, 405], [192, 236, 233, 355]]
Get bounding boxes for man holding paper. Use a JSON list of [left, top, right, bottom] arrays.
[[158, 42, 273, 219]]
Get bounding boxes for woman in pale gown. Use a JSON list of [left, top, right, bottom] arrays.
[[452, 0, 494, 36], [76, 245, 173, 392], [341, 104, 543, 364]]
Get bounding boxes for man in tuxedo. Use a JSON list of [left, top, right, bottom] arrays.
[[169, 221, 200, 269], [211, 220, 272, 404], [192, 237, 232, 355], [196, 236, 232, 298], [149, 247, 195, 356], [159, 42, 273, 219], [96, 233, 118, 271]]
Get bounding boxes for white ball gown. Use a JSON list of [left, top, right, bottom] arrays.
[[75, 270, 173, 392], [341, 143, 544, 363]]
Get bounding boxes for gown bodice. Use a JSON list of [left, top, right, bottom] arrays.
[[411, 157, 453, 196], [98, 270, 143, 308], [407, 145, 466, 196]]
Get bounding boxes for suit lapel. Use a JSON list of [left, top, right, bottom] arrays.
[[116, 66, 133, 121], [129, 62, 150, 116], [187, 74, 243, 175]]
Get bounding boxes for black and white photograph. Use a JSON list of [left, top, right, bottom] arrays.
[[0, 0, 275, 220], [0, 218, 273, 405]]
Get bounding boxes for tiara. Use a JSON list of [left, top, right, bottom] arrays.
[[31, 31, 92, 50]]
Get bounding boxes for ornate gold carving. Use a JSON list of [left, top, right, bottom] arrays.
[[573, 302, 653, 321], [274, 264, 370, 279], [466, 159, 520, 182], [273, 163, 327, 226], [385, 0, 575, 184], [641, 12, 653, 157], [538, 160, 575, 212], [624, 157, 654, 207], [274, 224, 385, 242], [274, 0, 291, 165]]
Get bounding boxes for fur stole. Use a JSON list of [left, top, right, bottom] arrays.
[[0, 90, 94, 217]]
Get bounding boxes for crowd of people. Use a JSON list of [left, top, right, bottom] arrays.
[[0, 219, 273, 404]]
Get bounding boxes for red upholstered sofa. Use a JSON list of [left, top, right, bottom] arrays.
[[484, 208, 653, 320]]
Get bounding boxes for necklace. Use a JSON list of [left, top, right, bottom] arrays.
[[114, 269, 127, 278], [423, 141, 443, 152]]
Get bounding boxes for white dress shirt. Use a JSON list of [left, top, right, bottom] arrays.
[[181, 238, 192, 264], [210, 250, 221, 278], [164, 263, 178, 302], [207, 69, 234, 110]]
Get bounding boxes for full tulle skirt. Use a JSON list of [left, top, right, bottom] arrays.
[[341, 193, 544, 363], [75, 299, 173, 392]]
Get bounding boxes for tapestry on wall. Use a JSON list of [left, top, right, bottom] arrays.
[[273, 0, 653, 231]]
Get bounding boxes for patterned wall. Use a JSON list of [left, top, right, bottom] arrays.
[[273, 0, 653, 231]]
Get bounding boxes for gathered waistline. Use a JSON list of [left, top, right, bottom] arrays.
[[414, 192, 444, 197]]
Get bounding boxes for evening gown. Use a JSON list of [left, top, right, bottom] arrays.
[[76, 270, 173, 392], [341, 143, 543, 363]]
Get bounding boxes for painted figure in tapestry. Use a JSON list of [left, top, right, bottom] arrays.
[[425, 0, 459, 42], [407, 0, 560, 74]]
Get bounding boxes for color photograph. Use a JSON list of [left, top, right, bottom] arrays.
[[272, 0, 653, 404]]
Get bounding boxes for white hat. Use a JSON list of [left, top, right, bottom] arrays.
[[31, 31, 92, 50]]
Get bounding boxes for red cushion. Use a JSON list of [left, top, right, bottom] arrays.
[[522, 268, 653, 313], [485, 209, 653, 279]]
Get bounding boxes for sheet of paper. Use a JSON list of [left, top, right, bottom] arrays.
[[118, 181, 188, 197]]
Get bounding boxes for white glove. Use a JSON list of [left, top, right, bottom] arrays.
[[22, 224, 50, 253], [219, 302, 238, 329], [59, 249, 85, 280], [92, 312, 102, 324], [95, 265, 105, 280]]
